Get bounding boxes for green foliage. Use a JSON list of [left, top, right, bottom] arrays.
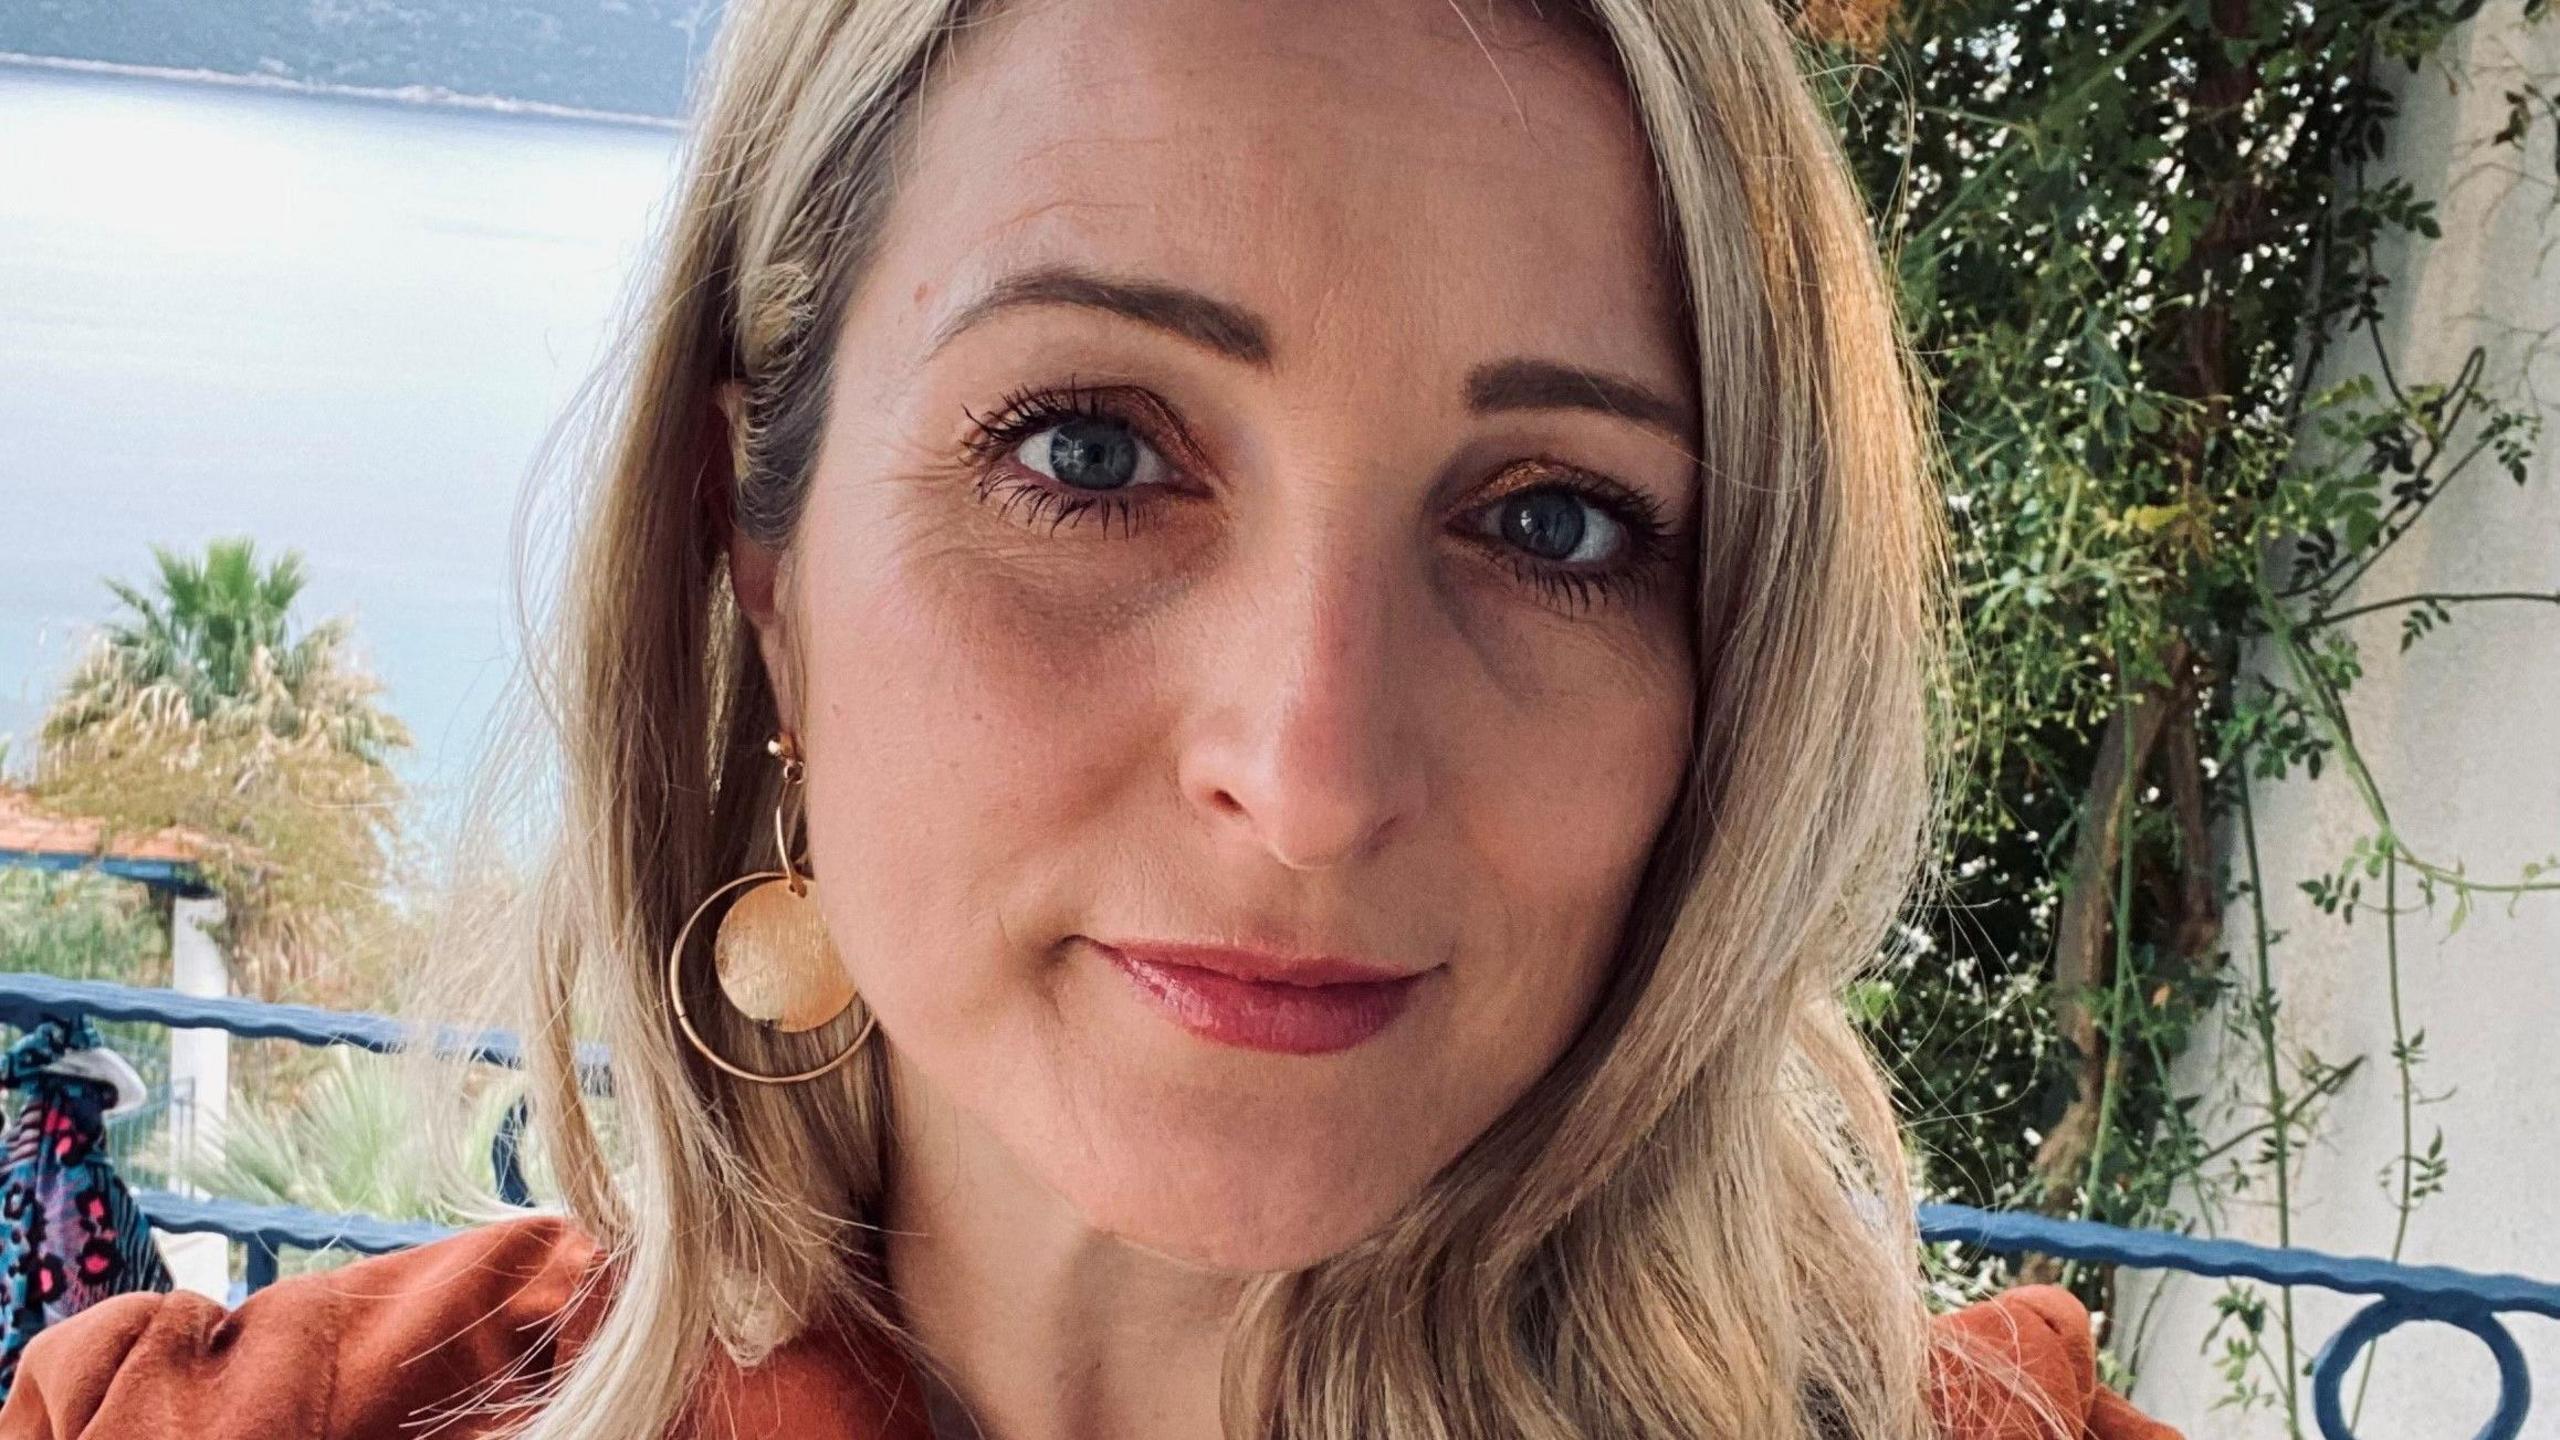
[[43, 536, 411, 765], [31, 537, 418, 1008], [0, 869, 174, 1187], [1796, 0, 2560, 1424], [160, 1047, 529, 1280], [0, 867, 166, 989]]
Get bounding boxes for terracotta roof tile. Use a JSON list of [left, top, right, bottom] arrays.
[[0, 785, 210, 867]]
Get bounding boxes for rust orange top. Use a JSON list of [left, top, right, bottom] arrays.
[[0, 1214, 2181, 1439]]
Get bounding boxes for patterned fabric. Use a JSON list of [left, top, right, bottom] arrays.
[[0, 1018, 171, 1402]]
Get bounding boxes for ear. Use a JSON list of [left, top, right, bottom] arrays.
[[713, 378, 752, 486], [717, 381, 801, 731]]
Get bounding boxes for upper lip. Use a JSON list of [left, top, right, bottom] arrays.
[[1088, 938, 1422, 987]]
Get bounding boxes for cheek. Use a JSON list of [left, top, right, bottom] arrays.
[[785, 488, 1158, 1024], [1506, 676, 1688, 945], [1440, 570, 1694, 926], [1436, 649, 1692, 1079]]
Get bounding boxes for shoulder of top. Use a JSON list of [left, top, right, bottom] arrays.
[[0, 1222, 2181, 1440], [0, 1212, 611, 1440], [1928, 1284, 2186, 1440]]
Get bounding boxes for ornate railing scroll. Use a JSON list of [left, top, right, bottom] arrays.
[[1921, 1204, 2557, 1440]]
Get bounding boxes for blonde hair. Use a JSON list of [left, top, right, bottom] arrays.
[[420, 0, 1988, 1435]]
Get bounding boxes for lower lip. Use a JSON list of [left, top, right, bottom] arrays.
[[1097, 945, 1422, 1055]]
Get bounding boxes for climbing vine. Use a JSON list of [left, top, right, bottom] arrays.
[[1793, 0, 2560, 1425]]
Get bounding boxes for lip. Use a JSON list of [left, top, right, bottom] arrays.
[[1089, 939, 1428, 1055]]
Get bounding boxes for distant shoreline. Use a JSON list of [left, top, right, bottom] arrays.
[[0, 52, 683, 131]]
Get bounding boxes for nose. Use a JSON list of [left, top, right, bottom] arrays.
[[1175, 527, 1431, 872]]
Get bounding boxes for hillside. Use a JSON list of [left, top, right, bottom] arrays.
[[0, 0, 715, 117]]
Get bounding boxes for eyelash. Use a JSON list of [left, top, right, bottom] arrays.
[[956, 379, 1679, 614]]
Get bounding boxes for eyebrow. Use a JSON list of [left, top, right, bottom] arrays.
[[930, 263, 1692, 441], [1464, 358, 1692, 442], [930, 264, 1273, 364]]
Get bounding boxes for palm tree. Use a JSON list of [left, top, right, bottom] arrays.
[[34, 538, 415, 1008], [44, 538, 409, 766], [105, 540, 301, 703]]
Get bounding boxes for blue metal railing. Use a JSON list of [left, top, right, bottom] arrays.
[[1921, 1204, 2553, 1440], [0, 970, 2548, 1438], [0, 974, 591, 1290], [0, 972, 613, 1089]]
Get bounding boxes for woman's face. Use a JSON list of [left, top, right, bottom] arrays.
[[737, 0, 1698, 1272]]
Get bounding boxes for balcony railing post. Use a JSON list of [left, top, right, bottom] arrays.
[[243, 1238, 280, 1297], [490, 1095, 532, 1208]]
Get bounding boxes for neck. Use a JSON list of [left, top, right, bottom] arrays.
[[882, 1050, 1250, 1440]]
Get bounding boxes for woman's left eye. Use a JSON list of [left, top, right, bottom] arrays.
[[1473, 485, 1628, 567]]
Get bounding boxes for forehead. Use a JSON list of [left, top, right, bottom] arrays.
[[866, 0, 1690, 394]]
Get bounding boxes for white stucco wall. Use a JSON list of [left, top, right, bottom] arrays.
[[156, 890, 230, 1302], [2122, 14, 2560, 1438]]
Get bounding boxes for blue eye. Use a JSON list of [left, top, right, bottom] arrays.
[[1482, 486, 1628, 566], [1015, 414, 1174, 492], [962, 382, 1677, 615]]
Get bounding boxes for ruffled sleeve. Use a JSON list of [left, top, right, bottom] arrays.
[[1929, 1284, 2184, 1439], [0, 1213, 604, 1440]]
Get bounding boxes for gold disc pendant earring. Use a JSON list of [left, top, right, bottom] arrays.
[[667, 730, 877, 1085]]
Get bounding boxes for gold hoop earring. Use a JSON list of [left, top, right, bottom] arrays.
[[667, 731, 877, 1085]]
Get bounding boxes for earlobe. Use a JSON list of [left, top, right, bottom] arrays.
[[732, 541, 799, 732], [731, 531, 780, 623]]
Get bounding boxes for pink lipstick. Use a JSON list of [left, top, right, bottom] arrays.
[[1090, 939, 1426, 1054]]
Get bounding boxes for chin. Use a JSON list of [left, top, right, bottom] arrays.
[[1059, 1114, 1436, 1274], [873, 942, 1526, 1275], [1090, 1181, 1410, 1275]]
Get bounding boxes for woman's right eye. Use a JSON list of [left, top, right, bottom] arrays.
[[1013, 413, 1177, 493], [960, 389, 1197, 538]]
